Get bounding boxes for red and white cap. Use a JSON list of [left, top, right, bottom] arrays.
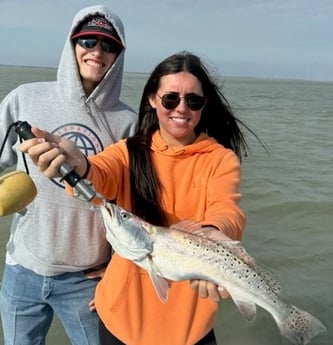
[[72, 16, 123, 47]]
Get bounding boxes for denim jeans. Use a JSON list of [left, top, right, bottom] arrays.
[[0, 264, 101, 345]]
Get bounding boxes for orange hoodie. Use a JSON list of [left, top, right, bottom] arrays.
[[89, 131, 246, 345]]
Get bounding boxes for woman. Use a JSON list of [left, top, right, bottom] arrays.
[[20, 51, 250, 345]]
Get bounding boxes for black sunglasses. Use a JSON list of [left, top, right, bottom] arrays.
[[77, 37, 121, 54], [157, 92, 206, 111]]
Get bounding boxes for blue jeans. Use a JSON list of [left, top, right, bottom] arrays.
[[0, 264, 101, 345]]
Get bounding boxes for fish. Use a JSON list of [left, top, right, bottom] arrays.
[[99, 202, 326, 345]]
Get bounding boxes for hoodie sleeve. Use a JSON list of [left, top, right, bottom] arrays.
[[201, 150, 246, 240], [0, 89, 20, 172], [86, 139, 131, 204]]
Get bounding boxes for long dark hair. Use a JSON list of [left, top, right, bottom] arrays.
[[126, 51, 252, 225]]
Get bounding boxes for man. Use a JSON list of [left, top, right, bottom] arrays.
[[0, 5, 137, 345]]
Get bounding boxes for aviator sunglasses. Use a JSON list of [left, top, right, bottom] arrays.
[[157, 92, 206, 111], [77, 37, 121, 54]]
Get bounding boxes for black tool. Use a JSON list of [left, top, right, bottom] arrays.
[[15, 121, 96, 201]]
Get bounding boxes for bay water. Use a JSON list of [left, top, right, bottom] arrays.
[[0, 65, 332, 344]]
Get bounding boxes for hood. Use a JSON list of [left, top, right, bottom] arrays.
[[56, 5, 126, 108], [151, 131, 221, 157]]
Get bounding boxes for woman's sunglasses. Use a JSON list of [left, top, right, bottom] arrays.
[[77, 37, 121, 54], [157, 92, 206, 111]]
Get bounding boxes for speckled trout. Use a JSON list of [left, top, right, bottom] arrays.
[[100, 202, 326, 345]]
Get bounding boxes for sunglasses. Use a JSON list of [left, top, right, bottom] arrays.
[[77, 37, 121, 54], [157, 92, 206, 111]]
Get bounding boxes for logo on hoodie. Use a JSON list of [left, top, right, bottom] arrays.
[[51, 123, 104, 189]]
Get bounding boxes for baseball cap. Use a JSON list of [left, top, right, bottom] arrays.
[[72, 16, 122, 47]]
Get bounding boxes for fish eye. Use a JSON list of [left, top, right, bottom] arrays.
[[120, 211, 130, 220]]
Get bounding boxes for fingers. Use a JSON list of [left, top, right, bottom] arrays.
[[200, 227, 232, 241], [84, 268, 106, 279], [170, 219, 202, 232], [18, 127, 79, 178], [203, 281, 220, 302], [88, 298, 96, 312], [218, 286, 231, 299], [190, 280, 229, 302], [31, 126, 62, 144], [19, 138, 66, 178], [19, 126, 63, 152], [19, 137, 45, 154], [190, 279, 199, 290], [39, 151, 66, 178]]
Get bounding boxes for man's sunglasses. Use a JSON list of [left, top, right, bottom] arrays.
[[157, 92, 206, 111], [77, 37, 121, 54]]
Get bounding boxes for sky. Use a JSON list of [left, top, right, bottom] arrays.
[[0, 0, 332, 81]]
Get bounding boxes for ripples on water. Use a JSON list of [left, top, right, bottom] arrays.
[[220, 77, 333, 345], [0, 66, 332, 344]]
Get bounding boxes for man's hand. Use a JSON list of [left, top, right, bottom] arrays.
[[19, 126, 87, 178], [84, 264, 108, 312]]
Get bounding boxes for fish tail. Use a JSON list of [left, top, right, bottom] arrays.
[[277, 305, 326, 345]]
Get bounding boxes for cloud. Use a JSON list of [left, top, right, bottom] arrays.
[[0, 0, 332, 81]]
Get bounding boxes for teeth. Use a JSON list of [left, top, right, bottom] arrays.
[[171, 117, 188, 123], [86, 60, 103, 67]]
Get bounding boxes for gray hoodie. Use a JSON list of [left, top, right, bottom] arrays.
[[0, 5, 138, 275]]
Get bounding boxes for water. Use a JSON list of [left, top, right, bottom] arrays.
[[0, 65, 332, 345]]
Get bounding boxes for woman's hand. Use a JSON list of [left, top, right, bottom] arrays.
[[19, 126, 87, 178], [190, 280, 230, 302], [171, 221, 232, 302], [189, 226, 232, 302], [188, 226, 255, 302]]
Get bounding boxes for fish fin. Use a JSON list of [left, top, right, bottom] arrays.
[[219, 240, 256, 266], [277, 305, 326, 345], [147, 256, 170, 303], [232, 297, 257, 321]]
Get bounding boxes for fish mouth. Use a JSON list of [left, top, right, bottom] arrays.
[[105, 201, 115, 218]]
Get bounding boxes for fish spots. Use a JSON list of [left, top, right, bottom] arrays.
[[287, 307, 309, 333]]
